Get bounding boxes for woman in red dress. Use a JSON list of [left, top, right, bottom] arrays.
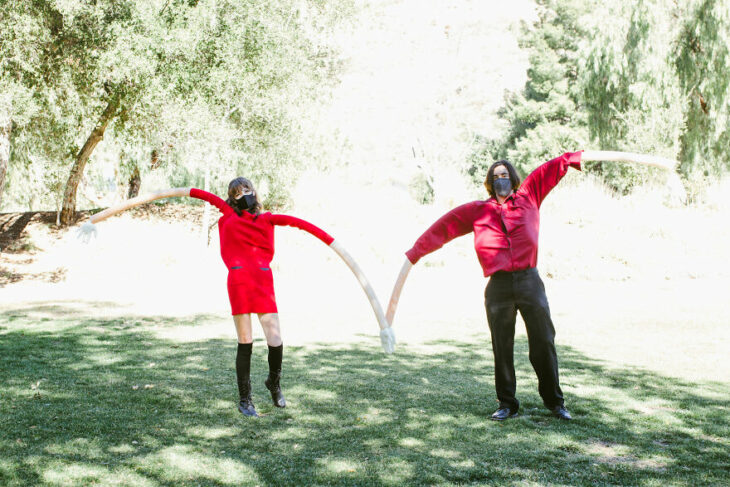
[[190, 177, 334, 417]]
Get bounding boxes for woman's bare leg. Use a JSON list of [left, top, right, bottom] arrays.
[[233, 313, 254, 344], [257, 313, 282, 346]]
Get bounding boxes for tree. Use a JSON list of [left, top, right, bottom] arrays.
[[580, 0, 730, 195], [162, 0, 349, 207], [0, 117, 9, 206], [1, 0, 351, 218], [56, 0, 183, 224], [466, 0, 595, 181], [0, 91, 11, 206], [579, 0, 684, 192], [60, 92, 126, 223], [674, 0, 730, 180], [469, 0, 730, 197], [0, 0, 155, 216], [0, 3, 46, 208]]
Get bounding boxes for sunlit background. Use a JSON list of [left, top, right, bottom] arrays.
[[2, 0, 728, 384], [2, 2, 729, 485]]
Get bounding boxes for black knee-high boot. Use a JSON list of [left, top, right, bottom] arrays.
[[264, 344, 286, 408], [236, 342, 257, 417]]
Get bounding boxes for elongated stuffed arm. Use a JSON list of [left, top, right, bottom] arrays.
[[90, 187, 191, 225], [74, 191, 393, 352], [386, 150, 685, 328], [76, 187, 192, 242], [386, 258, 413, 327], [581, 150, 685, 201], [328, 240, 394, 353], [271, 213, 394, 352], [271, 214, 395, 353], [405, 202, 480, 265], [387, 204, 478, 329], [580, 150, 677, 170], [269, 214, 334, 245]]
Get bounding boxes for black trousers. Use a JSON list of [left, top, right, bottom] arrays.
[[484, 267, 564, 412]]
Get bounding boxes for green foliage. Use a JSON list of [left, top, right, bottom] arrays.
[[1, 0, 352, 211], [466, 0, 593, 182], [580, 0, 684, 193], [470, 0, 730, 196], [674, 0, 730, 180], [408, 172, 435, 205], [1, 0, 166, 210]]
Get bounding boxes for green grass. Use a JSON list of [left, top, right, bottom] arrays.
[[1, 308, 728, 486]]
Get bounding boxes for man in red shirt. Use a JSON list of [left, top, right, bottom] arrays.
[[405, 151, 582, 421]]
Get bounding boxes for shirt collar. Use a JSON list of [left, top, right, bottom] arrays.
[[486, 192, 516, 205]]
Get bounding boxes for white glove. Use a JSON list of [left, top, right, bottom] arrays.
[[76, 220, 98, 244], [380, 327, 396, 354]]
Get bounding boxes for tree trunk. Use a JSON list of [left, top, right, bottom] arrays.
[[202, 162, 210, 245], [127, 147, 165, 199], [60, 98, 119, 225], [127, 164, 141, 199], [150, 149, 160, 169], [0, 118, 11, 209]]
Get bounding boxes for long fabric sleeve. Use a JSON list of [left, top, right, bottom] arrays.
[[269, 214, 334, 245], [405, 201, 482, 264], [189, 188, 233, 215], [521, 151, 582, 208]]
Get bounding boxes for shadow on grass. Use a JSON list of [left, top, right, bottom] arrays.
[[0, 304, 728, 486]]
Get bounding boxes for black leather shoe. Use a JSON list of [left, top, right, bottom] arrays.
[[491, 407, 518, 421], [265, 373, 286, 408], [551, 405, 572, 420], [238, 397, 258, 417]]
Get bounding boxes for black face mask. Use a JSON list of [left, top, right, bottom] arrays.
[[493, 178, 512, 198], [234, 193, 257, 211]]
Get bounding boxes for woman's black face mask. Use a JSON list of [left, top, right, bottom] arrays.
[[234, 193, 257, 211]]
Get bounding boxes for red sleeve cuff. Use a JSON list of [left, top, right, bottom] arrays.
[[405, 249, 420, 265], [566, 150, 583, 171]]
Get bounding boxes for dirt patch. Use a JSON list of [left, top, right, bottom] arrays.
[[1, 212, 55, 253], [124, 202, 206, 228], [0, 266, 67, 285], [0, 204, 205, 252], [0, 203, 206, 286], [584, 440, 667, 471]]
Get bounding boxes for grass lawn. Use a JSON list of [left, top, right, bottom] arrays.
[[1, 307, 728, 487]]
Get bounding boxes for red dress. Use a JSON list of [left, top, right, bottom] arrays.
[[190, 189, 334, 314]]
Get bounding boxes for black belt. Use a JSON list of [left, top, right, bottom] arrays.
[[492, 267, 537, 277]]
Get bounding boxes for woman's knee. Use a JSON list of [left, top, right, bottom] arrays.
[[258, 313, 282, 342], [258, 313, 280, 328], [233, 314, 254, 342]]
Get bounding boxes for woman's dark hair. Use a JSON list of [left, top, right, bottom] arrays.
[[484, 160, 521, 198], [225, 177, 263, 216]]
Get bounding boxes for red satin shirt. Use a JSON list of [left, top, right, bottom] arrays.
[[405, 151, 582, 277]]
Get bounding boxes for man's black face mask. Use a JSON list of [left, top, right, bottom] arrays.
[[493, 178, 512, 197]]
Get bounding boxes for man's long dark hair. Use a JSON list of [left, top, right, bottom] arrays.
[[225, 177, 263, 216], [484, 160, 521, 198]]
